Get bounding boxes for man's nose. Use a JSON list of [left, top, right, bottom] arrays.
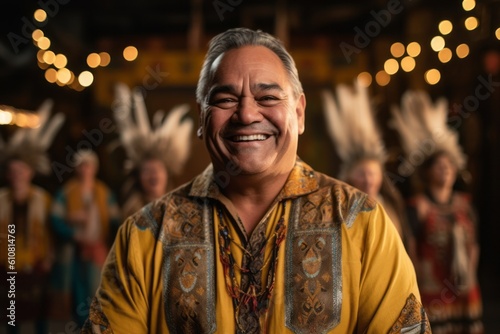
[[231, 97, 264, 124]]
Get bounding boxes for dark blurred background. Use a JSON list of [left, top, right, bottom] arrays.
[[1, 0, 499, 332]]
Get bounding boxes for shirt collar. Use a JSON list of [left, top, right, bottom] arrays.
[[189, 158, 319, 200]]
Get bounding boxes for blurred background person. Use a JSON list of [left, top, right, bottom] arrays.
[[391, 90, 483, 334], [0, 100, 65, 334], [49, 149, 120, 330], [111, 83, 193, 218], [322, 80, 416, 259]]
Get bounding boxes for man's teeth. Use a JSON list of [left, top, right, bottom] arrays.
[[233, 134, 268, 142]]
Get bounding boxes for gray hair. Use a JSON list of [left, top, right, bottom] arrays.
[[196, 27, 303, 106]]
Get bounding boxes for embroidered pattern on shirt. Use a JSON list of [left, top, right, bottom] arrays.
[[388, 293, 431, 334]]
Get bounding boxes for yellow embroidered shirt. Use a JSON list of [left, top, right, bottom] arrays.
[[83, 160, 430, 333]]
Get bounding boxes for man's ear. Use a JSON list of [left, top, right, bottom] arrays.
[[197, 103, 203, 139], [296, 93, 306, 135]]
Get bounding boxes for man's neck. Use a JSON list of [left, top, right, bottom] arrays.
[[222, 171, 290, 234]]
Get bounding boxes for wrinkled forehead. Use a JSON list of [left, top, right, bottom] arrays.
[[208, 45, 289, 85]]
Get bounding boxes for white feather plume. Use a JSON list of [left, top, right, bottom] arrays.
[[389, 90, 466, 170], [111, 83, 193, 175], [321, 79, 386, 178]]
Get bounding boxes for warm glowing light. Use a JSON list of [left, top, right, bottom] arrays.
[[37, 36, 51, 50], [32, 29, 44, 42], [430, 36, 445, 52], [495, 28, 500, 40], [357, 72, 372, 87], [465, 17, 479, 30], [401, 56, 416, 72], [42, 50, 55, 64], [45, 68, 57, 83], [78, 71, 94, 87], [462, 0, 475, 11], [375, 71, 390, 86], [390, 42, 405, 58], [86, 53, 101, 68], [438, 48, 453, 63], [123, 46, 138, 61], [438, 20, 453, 35], [0, 110, 13, 125], [456, 44, 470, 58], [15, 113, 28, 127], [425, 69, 441, 85], [54, 54, 68, 69], [99, 52, 111, 66], [26, 114, 41, 128], [384, 59, 399, 75], [407, 42, 421, 57], [37, 50, 46, 63], [34, 9, 47, 23], [57, 68, 71, 84]]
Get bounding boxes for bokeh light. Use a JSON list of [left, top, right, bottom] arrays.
[[401, 56, 416, 72], [99, 52, 111, 66], [34, 9, 47, 23], [87, 53, 101, 68], [45, 68, 58, 83], [456, 44, 470, 58], [78, 71, 94, 87], [57, 68, 71, 84], [37, 36, 51, 50], [123, 46, 138, 61], [438, 48, 452, 63], [42, 50, 55, 64], [357, 72, 373, 87], [375, 70, 390, 86], [465, 17, 479, 30], [384, 59, 399, 75], [438, 20, 453, 35], [462, 0, 476, 11], [407, 42, 421, 57], [54, 54, 68, 69], [430, 36, 445, 52], [390, 42, 405, 58], [425, 69, 441, 85]]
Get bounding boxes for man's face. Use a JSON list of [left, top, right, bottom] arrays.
[[199, 45, 305, 177]]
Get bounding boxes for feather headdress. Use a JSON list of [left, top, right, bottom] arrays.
[[321, 79, 386, 179], [389, 90, 467, 170], [0, 99, 65, 175], [111, 83, 193, 175]]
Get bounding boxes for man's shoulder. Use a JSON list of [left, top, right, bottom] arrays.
[[125, 179, 205, 233], [313, 170, 377, 212]]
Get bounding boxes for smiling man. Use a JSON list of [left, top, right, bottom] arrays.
[[82, 28, 430, 334]]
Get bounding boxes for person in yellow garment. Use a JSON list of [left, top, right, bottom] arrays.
[[82, 27, 430, 333]]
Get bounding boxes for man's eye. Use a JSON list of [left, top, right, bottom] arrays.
[[257, 96, 281, 107], [210, 98, 238, 109]]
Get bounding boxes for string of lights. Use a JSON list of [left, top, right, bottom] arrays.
[[357, 0, 500, 87], [31, 8, 139, 91]]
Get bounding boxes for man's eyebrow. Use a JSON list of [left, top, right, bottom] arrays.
[[206, 82, 285, 102], [207, 85, 236, 101], [254, 83, 284, 92]]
